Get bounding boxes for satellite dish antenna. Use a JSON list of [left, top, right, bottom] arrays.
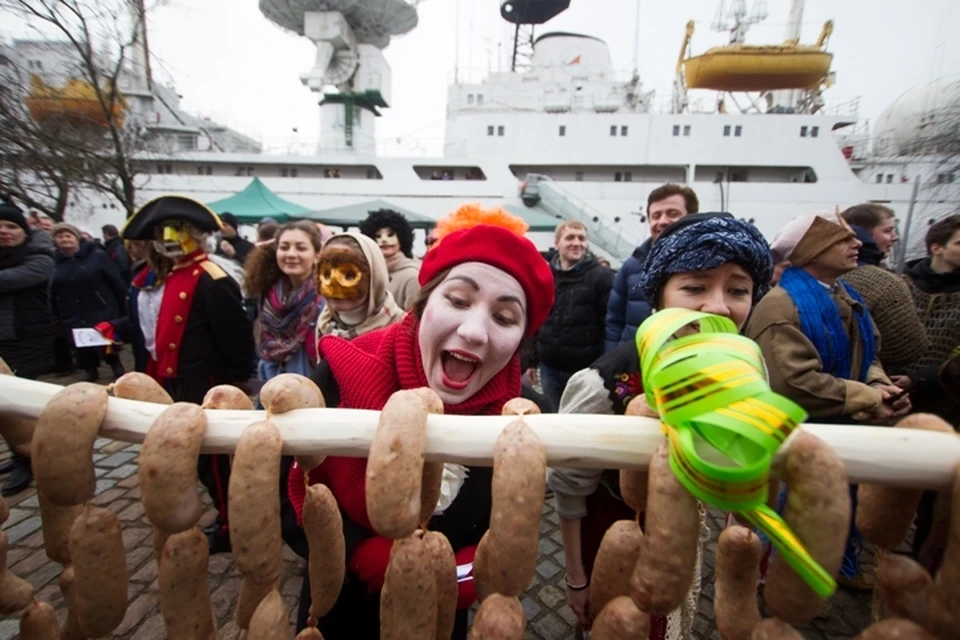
[[325, 49, 360, 86]]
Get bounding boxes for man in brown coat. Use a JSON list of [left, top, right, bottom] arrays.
[[746, 211, 910, 592]]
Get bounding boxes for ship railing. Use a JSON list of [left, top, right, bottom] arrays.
[[527, 174, 641, 262]]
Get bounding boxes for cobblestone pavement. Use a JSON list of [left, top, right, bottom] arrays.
[[0, 359, 874, 638]]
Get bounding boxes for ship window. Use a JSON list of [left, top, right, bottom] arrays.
[[614, 172, 622, 182], [610, 125, 617, 136], [559, 125, 566, 137], [875, 174, 883, 183], [575, 171, 584, 181], [290, 168, 298, 178], [235, 166, 245, 176], [477, 94, 484, 105], [730, 168, 748, 182], [281, 168, 288, 177], [886, 174, 893, 184], [367, 168, 380, 179], [624, 172, 633, 182], [683, 125, 691, 136], [800, 126, 808, 137], [672, 125, 680, 136], [734, 125, 742, 137], [487, 126, 494, 136], [621, 126, 628, 136], [497, 125, 505, 137], [723, 125, 731, 137], [811, 126, 819, 138], [247, 167, 255, 176], [467, 94, 475, 105]]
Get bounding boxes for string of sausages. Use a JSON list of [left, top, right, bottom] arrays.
[[636, 308, 835, 598]]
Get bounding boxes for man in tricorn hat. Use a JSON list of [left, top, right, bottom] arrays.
[[97, 195, 255, 553]]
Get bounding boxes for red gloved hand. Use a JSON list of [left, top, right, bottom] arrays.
[[94, 321, 117, 343]]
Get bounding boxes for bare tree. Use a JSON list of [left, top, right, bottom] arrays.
[[0, 0, 152, 220]]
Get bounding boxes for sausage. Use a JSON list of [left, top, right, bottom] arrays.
[[158, 528, 217, 640], [19, 600, 60, 640], [302, 483, 345, 621], [620, 396, 655, 514], [32, 383, 108, 506], [112, 372, 173, 404], [380, 535, 438, 640], [423, 531, 458, 640], [246, 589, 289, 640], [236, 578, 275, 631], [366, 390, 428, 539], [229, 420, 283, 585], [259, 372, 324, 414], [876, 553, 931, 625], [853, 619, 936, 640], [57, 565, 86, 640], [0, 531, 34, 614], [139, 403, 208, 533], [153, 527, 170, 566], [857, 414, 954, 550], [413, 388, 444, 525], [764, 431, 850, 626], [924, 466, 960, 639], [472, 531, 494, 604], [68, 506, 127, 637], [629, 440, 699, 615], [715, 526, 762, 640], [501, 397, 540, 416], [295, 629, 325, 639], [0, 415, 34, 457], [202, 384, 254, 410], [589, 520, 643, 617], [467, 593, 525, 640], [485, 419, 546, 597], [590, 595, 650, 639], [750, 618, 804, 640], [38, 490, 82, 565]]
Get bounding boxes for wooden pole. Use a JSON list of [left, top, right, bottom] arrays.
[[1, 376, 957, 489]]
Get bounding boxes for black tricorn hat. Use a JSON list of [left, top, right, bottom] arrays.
[[122, 196, 223, 240]]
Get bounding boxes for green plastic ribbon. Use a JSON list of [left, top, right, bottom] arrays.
[[635, 308, 836, 598]]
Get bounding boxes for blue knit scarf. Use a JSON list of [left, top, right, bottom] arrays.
[[779, 267, 876, 382]]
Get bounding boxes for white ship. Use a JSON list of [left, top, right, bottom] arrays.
[[3, 0, 958, 265]]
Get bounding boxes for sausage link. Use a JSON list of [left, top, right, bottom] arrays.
[[589, 520, 643, 618], [413, 388, 445, 525], [236, 578, 275, 631], [853, 619, 936, 640], [423, 531, 458, 640], [750, 618, 804, 640], [38, 490, 82, 565], [591, 595, 650, 639], [112, 372, 173, 404], [32, 383, 108, 506], [366, 390, 428, 539], [715, 526, 762, 640], [502, 397, 540, 416], [158, 528, 217, 640], [68, 506, 127, 637], [629, 441, 699, 615], [471, 531, 494, 604], [380, 535, 438, 640], [139, 403, 208, 532], [57, 566, 86, 640], [202, 384, 254, 410], [229, 420, 284, 585], [295, 629, 325, 639], [0, 530, 34, 614], [857, 414, 954, 550], [876, 553, 931, 625], [486, 419, 546, 597], [19, 600, 60, 640], [620, 396, 655, 514], [467, 593, 525, 639], [259, 372, 324, 414], [924, 466, 960, 639], [302, 483, 345, 620], [247, 589, 289, 640], [764, 431, 850, 626]]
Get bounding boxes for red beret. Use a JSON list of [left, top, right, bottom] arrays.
[[419, 224, 554, 336]]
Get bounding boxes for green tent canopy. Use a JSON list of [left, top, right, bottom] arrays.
[[207, 178, 311, 224], [501, 204, 563, 232], [300, 199, 437, 229]]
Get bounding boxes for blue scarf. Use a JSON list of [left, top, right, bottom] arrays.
[[779, 267, 875, 381]]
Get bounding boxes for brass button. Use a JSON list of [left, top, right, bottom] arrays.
[[168, 343, 176, 351], [192, 269, 200, 276], [179, 292, 187, 300], [166, 367, 174, 375], [174, 315, 183, 324]]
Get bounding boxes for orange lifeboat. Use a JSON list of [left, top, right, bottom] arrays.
[[684, 44, 832, 92], [25, 75, 127, 128]]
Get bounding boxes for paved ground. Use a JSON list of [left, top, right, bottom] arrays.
[[0, 357, 875, 638]]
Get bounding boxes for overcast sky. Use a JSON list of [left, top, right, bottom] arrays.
[[7, 0, 960, 154]]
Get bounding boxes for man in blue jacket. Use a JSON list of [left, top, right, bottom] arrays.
[[603, 183, 698, 350]]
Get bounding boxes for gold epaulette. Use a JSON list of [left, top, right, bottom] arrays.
[[200, 260, 227, 281]]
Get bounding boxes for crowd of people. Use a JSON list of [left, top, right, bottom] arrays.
[[0, 185, 958, 639]]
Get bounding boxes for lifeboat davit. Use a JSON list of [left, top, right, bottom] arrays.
[[25, 75, 127, 128], [684, 44, 832, 92]]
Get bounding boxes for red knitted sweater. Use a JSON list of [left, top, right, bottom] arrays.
[[287, 313, 520, 592]]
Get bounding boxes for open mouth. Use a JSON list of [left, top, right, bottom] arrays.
[[440, 350, 480, 390]]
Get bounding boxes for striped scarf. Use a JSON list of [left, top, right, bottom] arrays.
[[259, 277, 320, 364]]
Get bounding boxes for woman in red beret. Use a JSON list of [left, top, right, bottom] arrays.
[[283, 205, 555, 638]]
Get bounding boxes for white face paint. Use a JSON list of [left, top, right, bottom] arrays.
[[375, 227, 400, 258], [418, 262, 527, 405]]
